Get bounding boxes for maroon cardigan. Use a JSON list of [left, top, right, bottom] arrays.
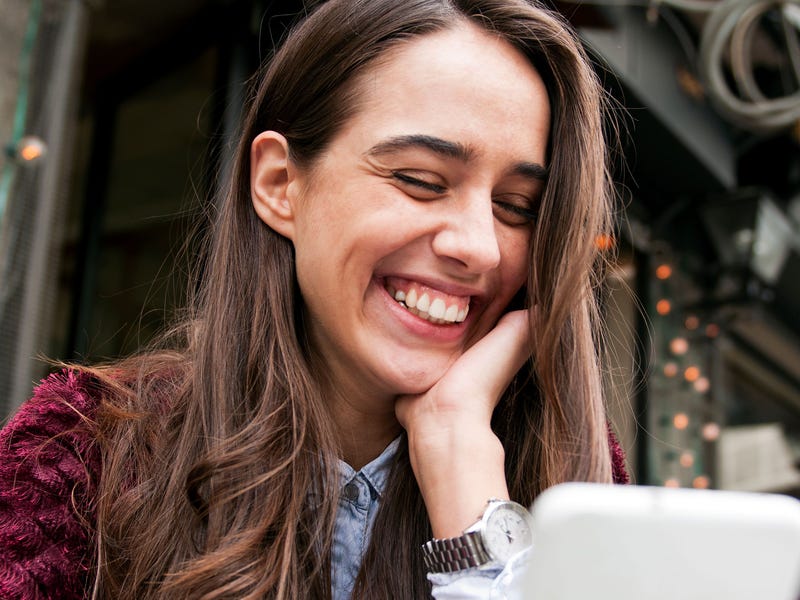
[[0, 371, 629, 599]]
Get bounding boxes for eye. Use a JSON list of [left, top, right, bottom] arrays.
[[492, 194, 538, 227], [391, 171, 447, 198]]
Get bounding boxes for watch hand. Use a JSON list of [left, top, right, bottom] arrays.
[[501, 519, 512, 536]]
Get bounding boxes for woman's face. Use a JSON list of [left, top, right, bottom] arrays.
[[286, 24, 550, 403]]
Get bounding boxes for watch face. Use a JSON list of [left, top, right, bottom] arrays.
[[483, 502, 534, 562]]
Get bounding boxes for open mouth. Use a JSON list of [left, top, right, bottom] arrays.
[[384, 277, 469, 325]]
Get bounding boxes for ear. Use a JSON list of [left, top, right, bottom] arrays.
[[250, 131, 300, 240]]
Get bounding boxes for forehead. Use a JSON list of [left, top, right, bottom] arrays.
[[335, 23, 551, 164]]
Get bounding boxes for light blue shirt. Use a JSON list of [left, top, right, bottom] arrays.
[[331, 437, 399, 599], [331, 437, 529, 600]]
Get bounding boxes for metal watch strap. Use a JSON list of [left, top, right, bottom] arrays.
[[422, 530, 491, 573]]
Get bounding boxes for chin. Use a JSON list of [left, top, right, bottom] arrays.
[[381, 359, 455, 397]]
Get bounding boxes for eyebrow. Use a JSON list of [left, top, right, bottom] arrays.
[[511, 161, 549, 182], [366, 134, 474, 161], [366, 134, 548, 182]]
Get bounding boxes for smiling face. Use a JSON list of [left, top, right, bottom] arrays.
[[255, 23, 551, 411]]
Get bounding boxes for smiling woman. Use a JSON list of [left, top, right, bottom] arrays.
[[0, 1, 627, 599], [252, 24, 547, 428]]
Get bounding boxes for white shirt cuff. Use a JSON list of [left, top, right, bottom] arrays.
[[427, 546, 533, 599]]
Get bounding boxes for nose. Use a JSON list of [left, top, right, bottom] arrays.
[[431, 195, 501, 274]]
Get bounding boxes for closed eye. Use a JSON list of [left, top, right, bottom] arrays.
[[493, 197, 538, 226], [392, 171, 447, 195]]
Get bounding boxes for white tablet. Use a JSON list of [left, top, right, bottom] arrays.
[[521, 483, 800, 600]]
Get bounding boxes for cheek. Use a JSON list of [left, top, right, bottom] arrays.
[[500, 231, 532, 293]]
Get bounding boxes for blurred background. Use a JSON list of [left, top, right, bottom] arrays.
[[1, 0, 799, 495]]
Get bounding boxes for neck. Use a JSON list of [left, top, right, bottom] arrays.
[[308, 341, 403, 469], [324, 383, 402, 471]]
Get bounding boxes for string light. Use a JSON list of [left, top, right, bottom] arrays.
[[669, 337, 689, 355], [651, 248, 721, 489], [655, 264, 672, 280], [14, 135, 46, 163], [673, 413, 689, 430], [663, 362, 679, 378], [656, 299, 671, 315], [701, 422, 720, 441], [693, 376, 710, 393], [595, 234, 615, 251], [684, 366, 700, 382]]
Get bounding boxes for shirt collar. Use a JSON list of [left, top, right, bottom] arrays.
[[336, 436, 401, 498]]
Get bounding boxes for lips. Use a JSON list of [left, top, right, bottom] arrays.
[[383, 276, 470, 325]]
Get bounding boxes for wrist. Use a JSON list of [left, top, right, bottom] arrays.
[[422, 498, 534, 574], [408, 427, 509, 538]]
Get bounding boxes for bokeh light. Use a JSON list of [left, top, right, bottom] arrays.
[[702, 422, 720, 441], [595, 234, 615, 251], [693, 377, 710, 393], [684, 366, 700, 382], [673, 413, 689, 430], [669, 337, 689, 355], [655, 264, 672, 280], [17, 136, 47, 162]]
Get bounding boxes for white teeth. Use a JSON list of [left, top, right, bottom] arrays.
[[405, 289, 418, 309], [429, 298, 446, 319], [416, 293, 431, 313], [386, 282, 469, 325], [444, 304, 458, 322]]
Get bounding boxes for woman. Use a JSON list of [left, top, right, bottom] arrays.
[[0, 0, 627, 598]]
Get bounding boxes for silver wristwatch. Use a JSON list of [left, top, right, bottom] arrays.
[[422, 498, 534, 573]]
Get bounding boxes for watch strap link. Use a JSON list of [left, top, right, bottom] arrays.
[[422, 531, 491, 573]]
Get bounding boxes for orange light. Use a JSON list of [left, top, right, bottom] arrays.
[[663, 362, 678, 378], [656, 299, 671, 315], [16, 136, 46, 162], [655, 264, 672, 280], [669, 337, 689, 355], [684, 366, 700, 382], [693, 475, 710, 489], [705, 323, 720, 338], [595, 234, 615, 251], [684, 315, 700, 330], [664, 478, 680, 488], [702, 422, 720, 441], [20, 142, 43, 161], [679, 452, 694, 468], [673, 413, 689, 430]]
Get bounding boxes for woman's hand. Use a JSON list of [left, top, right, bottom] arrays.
[[395, 309, 531, 538]]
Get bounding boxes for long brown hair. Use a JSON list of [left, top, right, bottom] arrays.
[[86, 0, 616, 597]]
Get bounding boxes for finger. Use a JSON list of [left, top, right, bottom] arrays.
[[395, 309, 532, 430], [449, 309, 531, 402]]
